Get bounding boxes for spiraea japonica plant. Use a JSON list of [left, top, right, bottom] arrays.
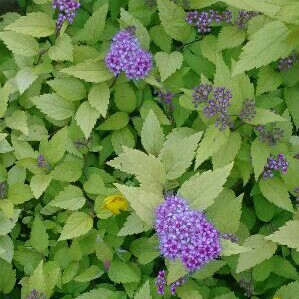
[[0, 0, 299, 298]]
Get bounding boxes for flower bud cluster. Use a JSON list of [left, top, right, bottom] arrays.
[[222, 233, 239, 243], [255, 126, 284, 146], [155, 194, 221, 272], [105, 28, 153, 80], [278, 53, 297, 72], [26, 290, 47, 299], [262, 154, 289, 179], [192, 83, 213, 107], [235, 10, 260, 29], [239, 99, 256, 122], [156, 90, 176, 105]]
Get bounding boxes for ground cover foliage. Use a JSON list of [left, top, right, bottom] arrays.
[[0, 0, 298, 298]]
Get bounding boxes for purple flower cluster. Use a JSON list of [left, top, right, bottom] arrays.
[[278, 53, 297, 72], [155, 270, 186, 295], [52, 0, 80, 30], [262, 154, 289, 179], [255, 125, 284, 146], [156, 90, 176, 105], [105, 28, 153, 80], [155, 194, 221, 272], [26, 290, 47, 299], [37, 155, 51, 172], [202, 86, 233, 130], [222, 233, 239, 243], [186, 10, 232, 34], [192, 83, 213, 107], [235, 10, 260, 29], [239, 99, 256, 122]]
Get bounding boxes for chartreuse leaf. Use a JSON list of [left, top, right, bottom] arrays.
[[130, 237, 160, 264], [30, 174, 52, 199], [48, 34, 73, 62], [114, 81, 137, 113], [30, 215, 49, 253], [115, 184, 163, 225], [207, 190, 242, 234], [24, 261, 46, 297], [108, 148, 166, 191], [74, 265, 103, 282], [236, 234, 277, 273], [176, 280, 203, 299], [221, 239, 251, 256], [120, 9, 150, 49], [31, 93, 76, 121], [140, 101, 170, 125], [108, 258, 140, 283], [58, 212, 93, 241], [62, 262, 78, 284], [50, 185, 86, 210], [88, 83, 110, 117], [15, 68, 38, 95], [4, 12, 55, 37], [178, 163, 233, 210], [251, 138, 270, 180], [7, 183, 33, 204], [0, 209, 20, 236], [215, 293, 237, 299], [274, 280, 299, 299], [111, 126, 136, 154], [52, 162, 83, 183], [256, 65, 282, 95], [75, 101, 100, 139], [192, 260, 226, 280], [0, 31, 39, 56], [212, 132, 241, 169], [141, 110, 164, 156], [195, 126, 230, 169], [159, 131, 202, 180], [157, 0, 191, 42], [271, 256, 299, 279], [134, 280, 151, 299], [166, 259, 187, 284], [76, 4, 108, 44], [149, 25, 172, 53], [0, 260, 16, 294], [253, 195, 276, 222], [118, 212, 150, 236], [47, 77, 86, 101], [155, 51, 183, 81], [75, 288, 117, 299], [247, 107, 286, 125], [265, 220, 299, 251], [217, 26, 246, 51], [259, 177, 293, 212], [284, 86, 299, 129], [233, 21, 292, 76], [0, 235, 14, 263], [98, 112, 129, 131], [60, 61, 114, 83]]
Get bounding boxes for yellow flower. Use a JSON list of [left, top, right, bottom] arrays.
[[103, 194, 129, 215]]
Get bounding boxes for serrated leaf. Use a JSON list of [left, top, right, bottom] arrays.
[[31, 93, 76, 120], [108, 258, 140, 283], [115, 184, 163, 225], [221, 239, 251, 256], [75, 288, 116, 299], [274, 280, 299, 299], [26, 261, 46, 296], [284, 87, 299, 129], [272, 256, 299, 279], [130, 237, 159, 264], [30, 174, 52, 199], [265, 220, 299, 251], [108, 147, 166, 191], [74, 265, 103, 282], [178, 163, 233, 210], [166, 259, 187, 284], [0, 31, 39, 56], [159, 131, 202, 180], [207, 190, 242, 233], [192, 260, 226, 280], [149, 25, 172, 53], [111, 126, 136, 154], [15, 68, 38, 95], [176, 280, 203, 299], [256, 65, 282, 95], [50, 185, 86, 210], [60, 61, 114, 83], [247, 107, 286, 125], [6, 110, 28, 135], [259, 177, 293, 212], [0, 260, 16, 294], [157, 0, 191, 42], [5, 12, 55, 37], [120, 9, 150, 49], [30, 215, 49, 253], [88, 83, 110, 117], [134, 280, 151, 299], [58, 212, 93, 241], [75, 101, 100, 139], [52, 161, 82, 182], [251, 138, 270, 180], [47, 77, 86, 101], [236, 234, 277, 273], [7, 183, 33, 205], [48, 34, 73, 62], [114, 82, 137, 113], [155, 51, 183, 82], [141, 110, 164, 156], [76, 4, 108, 44], [0, 209, 20, 236], [98, 111, 129, 131], [195, 126, 230, 169], [0, 235, 14, 263], [118, 212, 149, 236], [217, 26, 246, 51], [233, 21, 292, 75]]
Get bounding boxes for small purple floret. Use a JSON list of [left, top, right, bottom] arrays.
[[239, 99, 256, 122], [278, 53, 297, 72], [155, 194, 221, 272], [235, 10, 260, 29], [26, 290, 47, 299], [262, 154, 289, 179]]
